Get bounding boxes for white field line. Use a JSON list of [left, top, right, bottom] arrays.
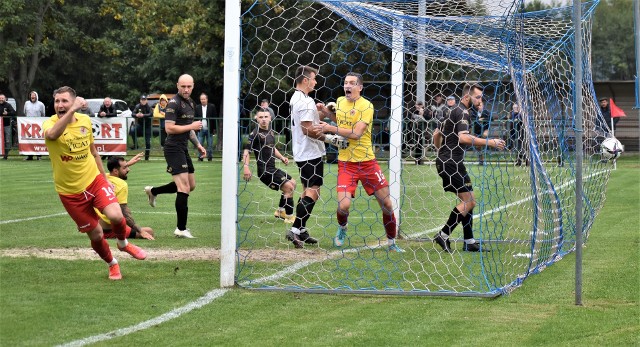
[[50, 169, 605, 346], [0, 212, 68, 225], [56, 289, 229, 347]]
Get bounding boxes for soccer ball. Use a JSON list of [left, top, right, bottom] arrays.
[[601, 137, 623, 160]]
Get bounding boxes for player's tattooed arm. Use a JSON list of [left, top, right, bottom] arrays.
[[120, 204, 142, 234], [189, 130, 200, 147]]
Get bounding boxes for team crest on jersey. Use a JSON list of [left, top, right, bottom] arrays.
[[80, 126, 87, 135], [350, 109, 356, 116]]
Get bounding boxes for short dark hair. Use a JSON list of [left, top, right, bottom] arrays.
[[255, 107, 271, 115], [294, 65, 319, 85], [53, 86, 76, 98], [346, 72, 363, 85], [107, 156, 126, 172], [462, 83, 483, 97]]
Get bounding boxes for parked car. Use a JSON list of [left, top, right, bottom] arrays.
[[8, 98, 16, 110], [86, 98, 132, 118]]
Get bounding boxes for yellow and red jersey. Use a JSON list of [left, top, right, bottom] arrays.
[[43, 113, 100, 194], [95, 174, 127, 224], [335, 96, 375, 162]]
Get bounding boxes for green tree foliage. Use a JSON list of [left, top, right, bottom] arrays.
[[591, 0, 634, 80], [0, 0, 634, 115]]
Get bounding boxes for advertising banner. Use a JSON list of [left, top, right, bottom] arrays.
[[18, 117, 128, 155]]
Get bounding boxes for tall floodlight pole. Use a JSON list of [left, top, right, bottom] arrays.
[[220, 1, 241, 288], [573, 0, 584, 306]]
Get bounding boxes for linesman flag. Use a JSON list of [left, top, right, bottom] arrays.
[[610, 98, 626, 118]]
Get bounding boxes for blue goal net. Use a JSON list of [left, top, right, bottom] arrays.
[[233, 0, 612, 296]]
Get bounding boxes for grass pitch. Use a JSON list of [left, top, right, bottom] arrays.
[[0, 154, 638, 346]]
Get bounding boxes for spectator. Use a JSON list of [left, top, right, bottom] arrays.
[[77, 99, 93, 116], [195, 92, 217, 161], [260, 99, 276, 119], [445, 95, 457, 110], [96, 154, 155, 240], [598, 97, 619, 132], [0, 94, 16, 160], [410, 101, 427, 165], [98, 97, 117, 118], [23, 91, 46, 160], [508, 103, 527, 166], [428, 93, 446, 121], [153, 94, 169, 148], [130, 95, 152, 160], [470, 100, 491, 164]]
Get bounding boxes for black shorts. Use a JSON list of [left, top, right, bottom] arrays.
[[259, 169, 292, 191], [472, 120, 489, 137], [296, 157, 324, 188], [165, 148, 194, 175], [436, 159, 473, 193]]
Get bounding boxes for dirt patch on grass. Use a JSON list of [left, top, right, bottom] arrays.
[[0, 247, 328, 262]]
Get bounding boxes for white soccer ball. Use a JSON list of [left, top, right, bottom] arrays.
[[601, 137, 623, 160]]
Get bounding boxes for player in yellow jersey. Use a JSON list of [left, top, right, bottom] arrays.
[[95, 154, 155, 240], [43, 86, 147, 281], [317, 72, 404, 253]]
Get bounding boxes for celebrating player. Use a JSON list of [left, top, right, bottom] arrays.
[[432, 83, 506, 253], [43, 86, 146, 281], [242, 108, 296, 223], [317, 72, 404, 253]]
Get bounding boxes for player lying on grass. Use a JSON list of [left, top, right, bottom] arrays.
[[95, 154, 155, 240]]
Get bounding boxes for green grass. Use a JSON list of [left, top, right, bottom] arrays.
[[0, 154, 638, 346]]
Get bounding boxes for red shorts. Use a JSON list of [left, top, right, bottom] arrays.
[[58, 174, 119, 233], [336, 160, 388, 196]]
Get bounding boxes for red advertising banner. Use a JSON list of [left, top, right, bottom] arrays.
[[17, 117, 128, 155]]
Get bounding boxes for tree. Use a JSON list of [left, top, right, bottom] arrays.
[[591, 0, 634, 80]]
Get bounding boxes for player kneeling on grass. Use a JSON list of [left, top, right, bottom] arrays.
[[243, 108, 297, 224], [95, 154, 155, 241], [43, 86, 146, 281], [316, 72, 404, 253]]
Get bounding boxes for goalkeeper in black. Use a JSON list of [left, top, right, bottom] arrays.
[[432, 84, 505, 252], [242, 108, 297, 224]]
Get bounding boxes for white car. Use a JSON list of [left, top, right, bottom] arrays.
[[86, 98, 132, 118]]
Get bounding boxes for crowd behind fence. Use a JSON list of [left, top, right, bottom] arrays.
[[3, 116, 573, 162]]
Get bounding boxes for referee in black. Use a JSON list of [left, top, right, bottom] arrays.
[[432, 84, 505, 253], [144, 74, 206, 239]]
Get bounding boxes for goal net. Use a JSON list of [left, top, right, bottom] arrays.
[[233, 0, 611, 296]]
